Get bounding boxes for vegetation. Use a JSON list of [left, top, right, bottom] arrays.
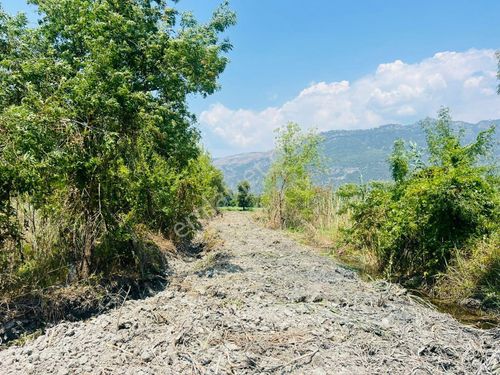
[[236, 180, 253, 211], [220, 189, 237, 207], [217, 181, 260, 210], [0, 1, 235, 298], [262, 123, 323, 228], [215, 120, 499, 193], [263, 110, 499, 310], [346, 109, 497, 285]]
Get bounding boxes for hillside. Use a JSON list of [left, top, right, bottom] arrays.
[[214, 119, 500, 192]]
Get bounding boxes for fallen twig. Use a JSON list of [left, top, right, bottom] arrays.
[[264, 348, 320, 372]]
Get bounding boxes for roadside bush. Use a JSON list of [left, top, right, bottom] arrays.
[[0, 1, 235, 297], [346, 108, 499, 296]]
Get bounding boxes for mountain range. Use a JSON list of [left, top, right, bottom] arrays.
[[214, 119, 500, 193]]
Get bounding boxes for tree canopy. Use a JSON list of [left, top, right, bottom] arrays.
[[237, 180, 252, 210], [0, 0, 235, 288]]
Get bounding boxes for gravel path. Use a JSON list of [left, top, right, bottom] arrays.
[[0, 211, 498, 374]]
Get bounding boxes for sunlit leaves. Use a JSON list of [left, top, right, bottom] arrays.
[[0, 0, 235, 280]]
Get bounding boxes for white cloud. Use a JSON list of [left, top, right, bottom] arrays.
[[200, 49, 500, 153]]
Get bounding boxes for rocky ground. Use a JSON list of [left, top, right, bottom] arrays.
[[0, 211, 498, 374]]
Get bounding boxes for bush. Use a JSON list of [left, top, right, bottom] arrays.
[[347, 109, 498, 292]]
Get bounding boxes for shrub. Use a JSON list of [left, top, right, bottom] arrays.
[[347, 108, 498, 287], [436, 232, 499, 309]]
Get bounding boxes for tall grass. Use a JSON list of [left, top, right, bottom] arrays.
[[302, 188, 351, 246], [264, 186, 349, 248], [0, 197, 67, 297], [0, 195, 168, 300], [435, 233, 500, 309]]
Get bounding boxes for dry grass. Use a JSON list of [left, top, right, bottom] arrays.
[[264, 187, 352, 245], [147, 231, 177, 255], [0, 199, 178, 345], [193, 252, 221, 272], [200, 227, 224, 253], [435, 232, 500, 309], [0, 197, 69, 299]]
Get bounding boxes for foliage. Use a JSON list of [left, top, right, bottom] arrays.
[[252, 194, 262, 208], [347, 109, 498, 288], [236, 180, 253, 211], [0, 1, 235, 295], [263, 123, 322, 228], [220, 189, 237, 207], [389, 139, 409, 183]]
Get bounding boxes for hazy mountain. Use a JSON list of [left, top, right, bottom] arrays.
[[214, 119, 500, 193]]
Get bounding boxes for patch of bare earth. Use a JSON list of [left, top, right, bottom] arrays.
[[0, 212, 498, 374]]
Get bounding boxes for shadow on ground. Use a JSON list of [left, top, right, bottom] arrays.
[[195, 252, 244, 278]]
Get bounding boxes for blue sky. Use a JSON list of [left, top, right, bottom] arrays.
[[2, 0, 500, 157]]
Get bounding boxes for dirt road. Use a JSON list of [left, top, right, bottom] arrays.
[[0, 212, 498, 374]]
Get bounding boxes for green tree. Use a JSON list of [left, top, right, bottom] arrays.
[[389, 139, 409, 184], [237, 181, 252, 210], [263, 123, 322, 228], [424, 107, 494, 168], [0, 1, 235, 283]]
